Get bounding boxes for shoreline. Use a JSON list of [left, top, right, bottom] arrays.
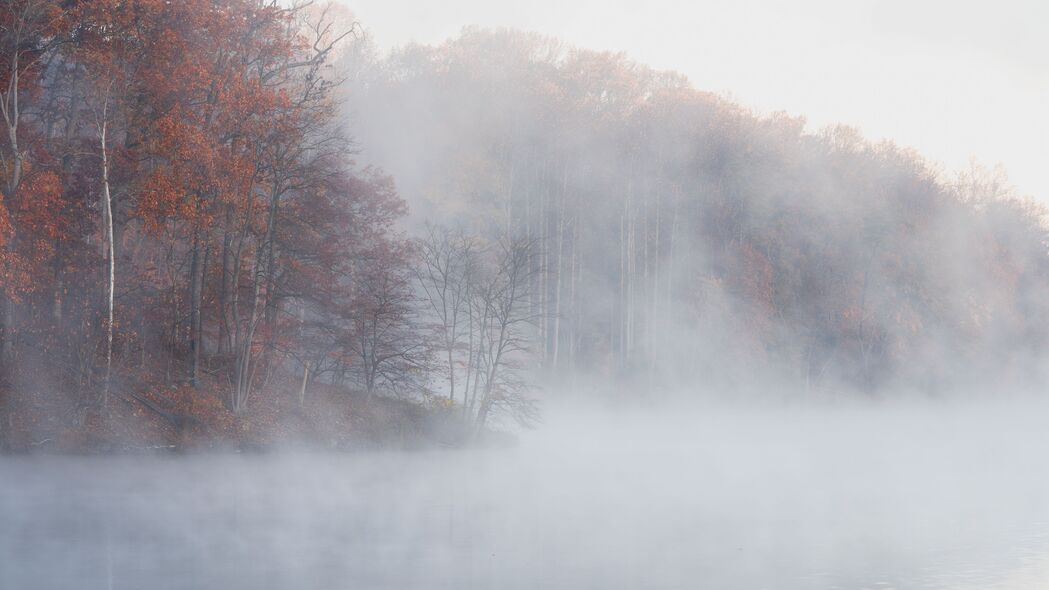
[[0, 378, 517, 456]]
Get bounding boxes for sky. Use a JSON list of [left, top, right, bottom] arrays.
[[340, 0, 1048, 201]]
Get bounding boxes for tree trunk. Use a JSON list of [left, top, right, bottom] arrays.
[[0, 296, 12, 364], [100, 115, 115, 409], [626, 178, 635, 363], [298, 361, 310, 407], [569, 218, 578, 371], [463, 298, 474, 415], [651, 188, 661, 375], [618, 210, 626, 366], [539, 160, 548, 365], [219, 206, 234, 355], [552, 163, 567, 369], [52, 252, 63, 327], [232, 184, 280, 412], [0, 54, 21, 366], [188, 232, 203, 388]]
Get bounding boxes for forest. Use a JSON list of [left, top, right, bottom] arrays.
[[2, 1, 1048, 451], [344, 27, 1049, 395]]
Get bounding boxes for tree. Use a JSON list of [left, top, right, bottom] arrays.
[[469, 235, 540, 431], [413, 224, 476, 403], [0, 0, 69, 363], [342, 240, 426, 395]]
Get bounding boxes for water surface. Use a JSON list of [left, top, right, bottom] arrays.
[[2, 399, 1048, 589]]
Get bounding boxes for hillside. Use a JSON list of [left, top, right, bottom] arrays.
[[344, 27, 1049, 393]]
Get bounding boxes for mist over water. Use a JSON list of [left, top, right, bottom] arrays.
[[2, 2, 1048, 589], [4, 396, 1049, 590]]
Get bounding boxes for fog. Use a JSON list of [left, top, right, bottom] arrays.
[[338, 24, 1049, 396], [344, 0, 1049, 204], [3, 2, 1049, 589], [5, 397, 1049, 589]]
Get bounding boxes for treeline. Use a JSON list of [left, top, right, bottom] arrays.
[[0, 3, 541, 447], [346, 27, 1049, 393], [0, 0, 449, 448], [4, 4, 1048, 450]]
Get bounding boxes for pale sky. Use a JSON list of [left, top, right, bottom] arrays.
[[342, 0, 1049, 200]]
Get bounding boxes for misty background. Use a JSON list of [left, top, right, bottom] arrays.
[[332, 16, 1049, 396], [2, 1, 1049, 589], [345, 0, 1049, 203]]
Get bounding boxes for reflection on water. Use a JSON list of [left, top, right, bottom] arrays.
[[2, 400, 1048, 589]]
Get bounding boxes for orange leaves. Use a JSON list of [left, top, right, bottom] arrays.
[[14, 170, 63, 239], [0, 0, 415, 433], [7, 170, 61, 291], [0, 192, 23, 298], [137, 169, 182, 232], [106, 0, 313, 238], [0, 199, 12, 249]]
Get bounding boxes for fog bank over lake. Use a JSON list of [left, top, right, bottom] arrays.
[[3, 396, 1049, 590]]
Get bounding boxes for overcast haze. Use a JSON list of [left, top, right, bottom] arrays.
[[345, 0, 1049, 201], [6, 2, 1049, 587]]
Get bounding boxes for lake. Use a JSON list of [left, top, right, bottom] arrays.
[[2, 399, 1048, 589]]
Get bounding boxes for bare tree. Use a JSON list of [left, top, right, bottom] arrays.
[[470, 235, 540, 432], [343, 251, 428, 396], [413, 224, 476, 404]]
